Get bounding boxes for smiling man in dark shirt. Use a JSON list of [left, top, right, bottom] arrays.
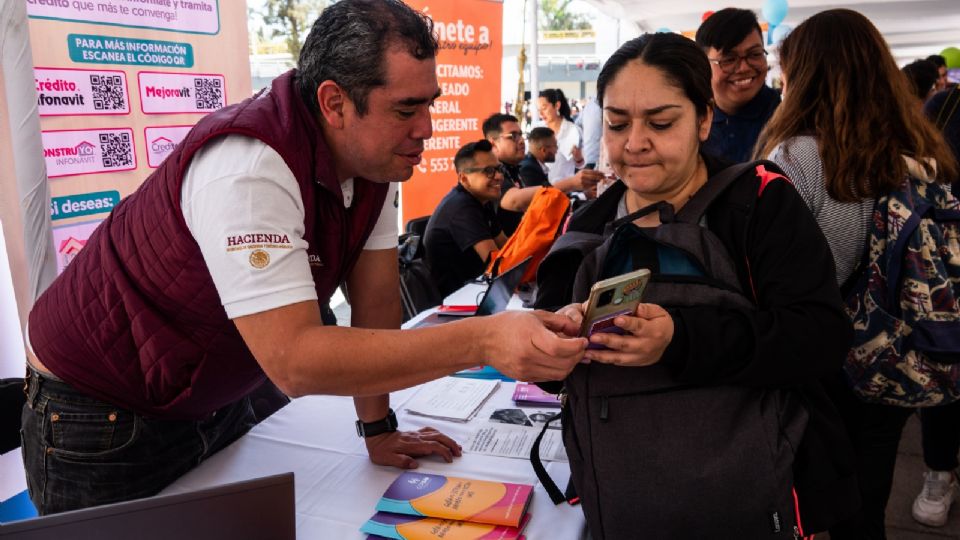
[[696, 8, 780, 163], [425, 140, 508, 296]]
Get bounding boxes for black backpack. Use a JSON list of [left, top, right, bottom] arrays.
[[532, 161, 808, 539], [398, 234, 441, 322]]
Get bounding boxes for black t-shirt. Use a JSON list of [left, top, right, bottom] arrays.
[[425, 184, 503, 297], [497, 162, 524, 236]]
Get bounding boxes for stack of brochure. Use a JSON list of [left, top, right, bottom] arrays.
[[403, 378, 500, 423], [361, 471, 532, 540], [511, 382, 561, 408]]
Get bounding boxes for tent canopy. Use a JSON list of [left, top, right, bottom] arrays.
[[582, 0, 959, 65]]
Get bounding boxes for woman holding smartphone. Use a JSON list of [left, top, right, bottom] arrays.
[[544, 32, 858, 538]]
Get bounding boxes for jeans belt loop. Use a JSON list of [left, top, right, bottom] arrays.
[[24, 368, 42, 410]]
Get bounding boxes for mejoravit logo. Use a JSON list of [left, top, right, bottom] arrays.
[[144, 85, 190, 99], [151, 136, 176, 154]]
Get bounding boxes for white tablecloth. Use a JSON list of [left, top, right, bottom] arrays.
[[162, 383, 584, 539], [164, 387, 585, 539]]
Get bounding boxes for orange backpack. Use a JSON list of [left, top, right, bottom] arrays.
[[486, 187, 570, 283]]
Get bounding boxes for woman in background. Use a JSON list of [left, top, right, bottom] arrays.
[[538, 88, 584, 183], [756, 9, 958, 538]]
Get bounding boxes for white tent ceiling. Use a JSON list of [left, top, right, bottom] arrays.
[[580, 0, 960, 65]]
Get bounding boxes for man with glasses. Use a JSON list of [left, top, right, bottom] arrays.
[[482, 113, 541, 236], [424, 140, 509, 296], [696, 8, 781, 163]]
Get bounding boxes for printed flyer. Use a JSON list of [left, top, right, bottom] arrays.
[[376, 472, 532, 528], [361, 511, 530, 540]]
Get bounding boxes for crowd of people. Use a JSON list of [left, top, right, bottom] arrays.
[[19, 0, 960, 538]]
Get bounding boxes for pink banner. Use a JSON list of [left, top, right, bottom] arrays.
[[26, 0, 220, 35], [35, 67, 130, 116], [138, 71, 225, 114], [42, 128, 137, 178], [51, 219, 102, 274], [144, 125, 191, 167]]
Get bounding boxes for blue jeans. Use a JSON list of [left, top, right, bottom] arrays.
[[20, 368, 256, 515]]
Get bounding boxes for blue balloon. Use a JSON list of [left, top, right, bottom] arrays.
[[762, 0, 788, 26], [656, 27, 672, 34], [771, 24, 792, 44]]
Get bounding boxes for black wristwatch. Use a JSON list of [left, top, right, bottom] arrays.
[[355, 408, 398, 438]]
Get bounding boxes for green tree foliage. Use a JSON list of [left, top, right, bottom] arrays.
[[539, 0, 592, 31], [261, 0, 327, 59]]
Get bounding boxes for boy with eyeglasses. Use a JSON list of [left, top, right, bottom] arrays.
[[696, 8, 781, 163], [424, 140, 509, 296]]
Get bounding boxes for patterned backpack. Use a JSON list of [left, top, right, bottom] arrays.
[[843, 161, 960, 407]]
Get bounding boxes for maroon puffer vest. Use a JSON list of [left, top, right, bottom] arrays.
[[29, 70, 388, 419]]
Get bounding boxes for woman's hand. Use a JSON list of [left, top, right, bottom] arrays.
[[571, 144, 584, 165], [556, 302, 586, 332], [583, 303, 674, 367]]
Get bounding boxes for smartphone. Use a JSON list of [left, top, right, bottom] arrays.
[[579, 268, 651, 349]]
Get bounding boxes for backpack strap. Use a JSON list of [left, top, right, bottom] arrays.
[[567, 180, 627, 234], [935, 85, 960, 131], [603, 161, 769, 230], [675, 160, 765, 223], [529, 412, 579, 505]]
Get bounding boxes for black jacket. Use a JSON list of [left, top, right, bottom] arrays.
[[539, 154, 860, 532], [517, 153, 550, 188]]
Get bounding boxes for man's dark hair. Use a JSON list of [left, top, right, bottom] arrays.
[[598, 33, 713, 118], [527, 127, 556, 147], [695, 8, 762, 53], [482, 113, 519, 139], [926, 54, 947, 69], [296, 0, 438, 116], [454, 139, 495, 173], [903, 59, 939, 100]]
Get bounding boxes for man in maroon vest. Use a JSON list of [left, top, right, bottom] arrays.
[[22, 0, 586, 515]]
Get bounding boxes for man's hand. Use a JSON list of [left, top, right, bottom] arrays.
[[583, 303, 674, 367], [574, 169, 604, 196], [365, 427, 462, 469], [479, 311, 587, 382]]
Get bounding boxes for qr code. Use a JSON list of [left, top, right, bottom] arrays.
[[89, 74, 125, 111], [99, 132, 133, 168], [194, 77, 223, 110]]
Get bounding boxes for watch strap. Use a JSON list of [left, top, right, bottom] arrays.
[[355, 408, 398, 438]]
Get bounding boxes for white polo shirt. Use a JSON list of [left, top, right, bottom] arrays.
[[181, 134, 398, 319]]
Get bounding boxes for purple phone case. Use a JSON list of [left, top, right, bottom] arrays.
[[584, 309, 630, 350]]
